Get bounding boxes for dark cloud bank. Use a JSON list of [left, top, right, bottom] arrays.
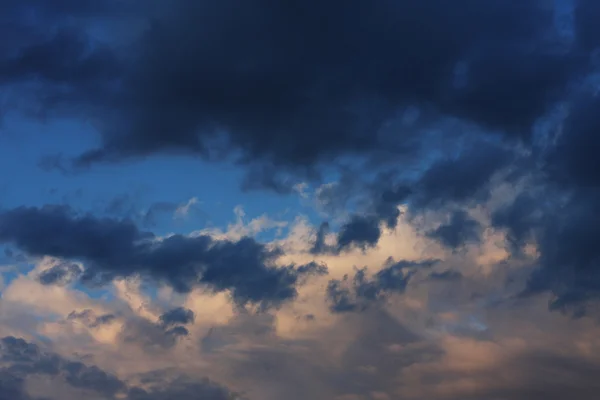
[[0, 205, 326, 309], [0, 336, 238, 400], [1, 0, 600, 322]]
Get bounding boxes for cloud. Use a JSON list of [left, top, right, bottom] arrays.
[[127, 377, 239, 400], [428, 270, 464, 282], [4, 1, 600, 315], [5, 0, 600, 397], [3, 2, 590, 173], [2, 210, 600, 399], [67, 309, 116, 329], [0, 336, 125, 398], [395, 334, 600, 400], [326, 259, 438, 313], [412, 140, 515, 210], [121, 316, 190, 350], [427, 210, 482, 249], [0, 336, 239, 400], [0, 205, 327, 309], [158, 307, 195, 328], [37, 262, 83, 286], [335, 216, 382, 252]]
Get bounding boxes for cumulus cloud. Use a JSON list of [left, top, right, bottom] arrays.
[[1, 208, 600, 399]]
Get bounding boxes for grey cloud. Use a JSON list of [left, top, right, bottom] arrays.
[[127, 377, 238, 400], [326, 259, 438, 313], [158, 307, 195, 328], [121, 318, 189, 350], [412, 140, 515, 210], [428, 270, 464, 282], [0, 205, 327, 309], [409, 349, 600, 400], [67, 309, 116, 328], [0, 336, 124, 398], [0, 336, 239, 400], [427, 210, 482, 249], [3, 1, 592, 183], [38, 262, 82, 286]]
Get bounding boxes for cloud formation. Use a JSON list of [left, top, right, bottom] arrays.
[[0, 205, 327, 309], [0, 336, 238, 400], [2, 0, 600, 398], [326, 259, 438, 313]]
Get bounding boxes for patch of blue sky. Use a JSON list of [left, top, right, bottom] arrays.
[[72, 280, 116, 302], [0, 252, 35, 290], [0, 113, 319, 239]]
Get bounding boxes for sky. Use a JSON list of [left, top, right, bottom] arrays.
[[1, 0, 600, 399]]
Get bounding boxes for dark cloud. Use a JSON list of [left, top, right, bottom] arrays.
[[326, 259, 438, 313], [312, 182, 412, 254], [121, 317, 190, 350], [525, 93, 600, 314], [335, 216, 381, 252], [159, 307, 195, 328], [0, 205, 151, 263], [2, 1, 592, 179], [575, 0, 600, 53], [0, 336, 238, 400], [5, 0, 600, 317], [374, 185, 412, 229], [487, 90, 600, 314], [0, 27, 120, 87], [0, 206, 327, 309], [309, 222, 330, 255], [37, 262, 82, 286], [311, 140, 511, 254], [524, 190, 600, 315], [491, 193, 541, 252], [0, 0, 134, 17], [0, 371, 29, 400], [3, 0, 600, 324], [427, 210, 482, 249], [0, 336, 125, 398], [127, 377, 238, 400], [412, 140, 515, 209], [67, 309, 116, 328], [428, 270, 464, 282], [546, 94, 600, 188]]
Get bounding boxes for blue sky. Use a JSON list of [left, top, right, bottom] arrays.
[[0, 114, 319, 235]]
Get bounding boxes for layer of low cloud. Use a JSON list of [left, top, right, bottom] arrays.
[[0, 206, 598, 399]]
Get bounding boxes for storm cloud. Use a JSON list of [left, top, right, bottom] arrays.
[[2, 1, 591, 171]]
